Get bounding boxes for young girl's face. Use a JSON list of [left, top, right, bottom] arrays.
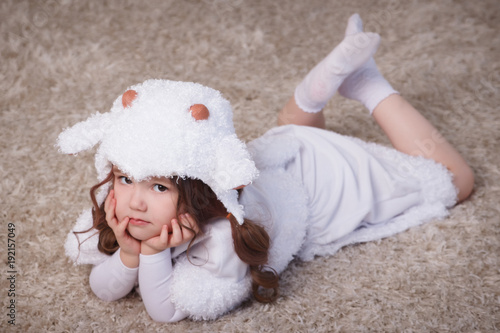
[[112, 166, 180, 241]]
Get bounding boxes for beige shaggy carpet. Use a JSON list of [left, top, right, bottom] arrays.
[[1, 0, 499, 332]]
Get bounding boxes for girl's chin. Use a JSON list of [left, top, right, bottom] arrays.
[[127, 227, 156, 241]]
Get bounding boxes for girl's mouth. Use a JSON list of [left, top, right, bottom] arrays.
[[128, 218, 150, 226]]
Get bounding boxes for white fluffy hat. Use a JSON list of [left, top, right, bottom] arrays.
[[57, 79, 258, 224]]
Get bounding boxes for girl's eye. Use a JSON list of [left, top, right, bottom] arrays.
[[119, 176, 132, 185], [153, 184, 168, 193]]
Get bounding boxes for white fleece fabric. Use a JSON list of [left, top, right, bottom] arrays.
[[61, 82, 457, 322], [64, 124, 457, 320], [243, 125, 456, 271], [65, 215, 250, 321], [57, 79, 257, 223]]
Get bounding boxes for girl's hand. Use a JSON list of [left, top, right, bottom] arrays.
[[105, 190, 141, 266], [141, 213, 199, 255]]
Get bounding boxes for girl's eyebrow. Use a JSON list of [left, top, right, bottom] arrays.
[[111, 166, 172, 184], [150, 176, 173, 184]]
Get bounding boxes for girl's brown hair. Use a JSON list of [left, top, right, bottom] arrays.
[[87, 170, 279, 303]]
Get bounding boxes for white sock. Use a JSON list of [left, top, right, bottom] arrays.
[[338, 13, 398, 114], [294, 29, 381, 113]]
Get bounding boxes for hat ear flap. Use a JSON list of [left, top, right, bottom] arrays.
[[56, 112, 110, 154], [214, 136, 258, 190]]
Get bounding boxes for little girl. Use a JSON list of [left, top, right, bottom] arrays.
[[58, 14, 474, 322]]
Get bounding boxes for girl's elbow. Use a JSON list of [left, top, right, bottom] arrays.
[[148, 312, 184, 323], [144, 303, 187, 323], [89, 272, 132, 302], [89, 285, 120, 302]]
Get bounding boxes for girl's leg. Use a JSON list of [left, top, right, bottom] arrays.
[[279, 13, 474, 201], [337, 15, 473, 202], [373, 95, 474, 202], [278, 96, 326, 128], [278, 14, 381, 128]]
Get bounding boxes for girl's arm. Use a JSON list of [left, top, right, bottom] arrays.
[[89, 249, 138, 301], [138, 250, 188, 322], [138, 218, 250, 322], [137, 214, 196, 322], [105, 190, 141, 267]]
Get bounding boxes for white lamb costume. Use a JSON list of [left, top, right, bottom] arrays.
[[59, 79, 457, 322]]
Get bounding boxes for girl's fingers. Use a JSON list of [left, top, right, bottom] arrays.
[[180, 213, 198, 237], [170, 219, 182, 245], [105, 206, 116, 226], [111, 217, 129, 240], [104, 191, 117, 225], [142, 225, 170, 252], [106, 189, 114, 201], [159, 225, 169, 244], [117, 216, 130, 232], [104, 190, 114, 211]]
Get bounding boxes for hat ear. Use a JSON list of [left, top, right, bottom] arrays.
[[56, 112, 110, 154], [214, 135, 257, 190], [189, 104, 210, 121], [122, 90, 137, 108]]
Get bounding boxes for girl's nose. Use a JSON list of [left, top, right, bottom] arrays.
[[129, 187, 147, 211]]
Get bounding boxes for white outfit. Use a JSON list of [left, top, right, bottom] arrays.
[[66, 124, 457, 321], [244, 125, 456, 267], [86, 218, 249, 322]]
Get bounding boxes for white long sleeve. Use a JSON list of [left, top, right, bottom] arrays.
[[138, 250, 188, 322], [77, 218, 252, 321], [89, 249, 138, 301]]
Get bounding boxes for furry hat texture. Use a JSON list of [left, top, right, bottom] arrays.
[[57, 79, 258, 223]]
